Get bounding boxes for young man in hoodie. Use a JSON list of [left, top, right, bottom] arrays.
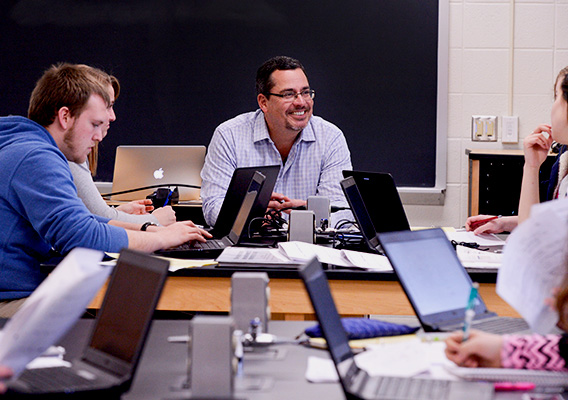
[[0, 63, 210, 316]]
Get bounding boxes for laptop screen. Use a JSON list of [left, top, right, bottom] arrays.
[[340, 177, 380, 249], [226, 171, 265, 244], [298, 258, 353, 366], [87, 250, 168, 367], [111, 145, 206, 201], [379, 229, 487, 318], [343, 170, 410, 233], [212, 165, 280, 239]]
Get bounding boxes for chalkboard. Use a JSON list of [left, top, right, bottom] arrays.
[[0, 0, 446, 188]]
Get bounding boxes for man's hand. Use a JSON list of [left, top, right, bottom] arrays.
[[117, 199, 154, 215], [268, 192, 306, 214]]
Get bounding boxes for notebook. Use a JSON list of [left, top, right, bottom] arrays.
[[111, 145, 206, 201], [156, 171, 266, 259], [342, 170, 410, 233], [211, 165, 280, 239], [340, 176, 382, 253], [298, 257, 494, 400], [378, 228, 530, 334], [7, 249, 169, 397]]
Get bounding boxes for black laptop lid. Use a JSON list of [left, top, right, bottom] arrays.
[[226, 171, 265, 244], [342, 170, 410, 233], [299, 258, 364, 397], [83, 250, 169, 387], [298, 258, 353, 366], [212, 165, 280, 239], [378, 229, 489, 331], [340, 176, 381, 250]]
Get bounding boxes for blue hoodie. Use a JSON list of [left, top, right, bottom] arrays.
[[0, 116, 128, 300]]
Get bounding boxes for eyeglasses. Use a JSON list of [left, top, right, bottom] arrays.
[[267, 89, 315, 102]]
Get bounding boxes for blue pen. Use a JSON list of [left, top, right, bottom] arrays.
[[163, 189, 173, 206], [463, 282, 479, 341]]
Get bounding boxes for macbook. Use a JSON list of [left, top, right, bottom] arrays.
[[378, 228, 529, 334], [156, 171, 266, 259], [298, 257, 494, 400], [7, 249, 169, 397], [343, 170, 410, 233], [211, 165, 280, 240], [111, 145, 206, 202]]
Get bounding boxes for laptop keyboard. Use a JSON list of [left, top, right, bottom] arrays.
[[472, 317, 529, 334], [373, 376, 450, 399], [18, 367, 97, 392], [173, 240, 227, 251]]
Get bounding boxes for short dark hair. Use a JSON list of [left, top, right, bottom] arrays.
[[28, 63, 112, 127], [256, 56, 307, 97]]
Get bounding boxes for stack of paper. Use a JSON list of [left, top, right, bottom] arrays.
[[216, 242, 392, 271]]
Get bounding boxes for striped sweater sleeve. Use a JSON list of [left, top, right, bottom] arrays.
[[501, 334, 568, 371]]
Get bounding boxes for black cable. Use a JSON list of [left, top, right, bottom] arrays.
[[100, 183, 201, 198]]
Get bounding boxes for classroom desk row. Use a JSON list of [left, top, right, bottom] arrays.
[[57, 318, 532, 400], [88, 267, 519, 320]]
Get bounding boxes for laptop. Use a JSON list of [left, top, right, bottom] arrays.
[[340, 176, 383, 253], [156, 171, 266, 259], [378, 228, 529, 334], [298, 257, 494, 400], [210, 165, 280, 239], [7, 249, 169, 397], [343, 170, 410, 233], [111, 145, 206, 202]]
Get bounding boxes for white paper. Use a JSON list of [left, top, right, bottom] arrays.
[[278, 241, 354, 267], [497, 199, 568, 333], [305, 356, 339, 383], [0, 248, 112, 376], [216, 247, 296, 265], [304, 339, 452, 383], [341, 250, 392, 271], [356, 338, 452, 378], [445, 230, 505, 247], [456, 246, 502, 269]]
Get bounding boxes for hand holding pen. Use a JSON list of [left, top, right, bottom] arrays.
[[462, 282, 479, 341]]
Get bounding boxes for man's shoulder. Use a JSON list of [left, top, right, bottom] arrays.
[[308, 115, 344, 137], [216, 110, 260, 132]]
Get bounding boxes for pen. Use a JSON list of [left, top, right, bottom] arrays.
[[463, 282, 479, 341], [470, 215, 501, 230], [494, 382, 535, 392]]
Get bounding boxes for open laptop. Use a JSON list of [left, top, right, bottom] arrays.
[[343, 170, 410, 233], [378, 228, 529, 334], [210, 165, 280, 239], [111, 145, 206, 202], [298, 257, 494, 400], [7, 249, 169, 397], [156, 171, 266, 259], [340, 176, 383, 253]]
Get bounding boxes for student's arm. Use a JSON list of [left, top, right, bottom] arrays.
[[0, 365, 13, 394], [121, 221, 211, 253], [518, 125, 553, 224], [444, 330, 503, 368]]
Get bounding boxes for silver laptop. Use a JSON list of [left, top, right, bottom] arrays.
[[298, 257, 494, 400], [378, 228, 530, 334], [7, 249, 169, 397], [111, 145, 205, 201]]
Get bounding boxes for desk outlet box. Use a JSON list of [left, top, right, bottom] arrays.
[[288, 210, 315, 243], [188, 316, 235, 398], [307, 196, 330, 229], [231, 272, 270, 333]]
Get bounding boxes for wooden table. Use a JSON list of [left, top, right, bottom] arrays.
[[89, 269, 519, 320]]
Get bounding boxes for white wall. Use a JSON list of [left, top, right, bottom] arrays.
[[404, 0, 568, 228]]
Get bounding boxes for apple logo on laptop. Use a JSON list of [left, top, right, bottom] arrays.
[[153, 168, 164, 179]]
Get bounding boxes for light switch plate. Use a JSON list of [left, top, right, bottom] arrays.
[[472, 115, 498, 142]]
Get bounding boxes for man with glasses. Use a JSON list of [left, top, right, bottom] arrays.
[[201, 56, 352, 227]]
